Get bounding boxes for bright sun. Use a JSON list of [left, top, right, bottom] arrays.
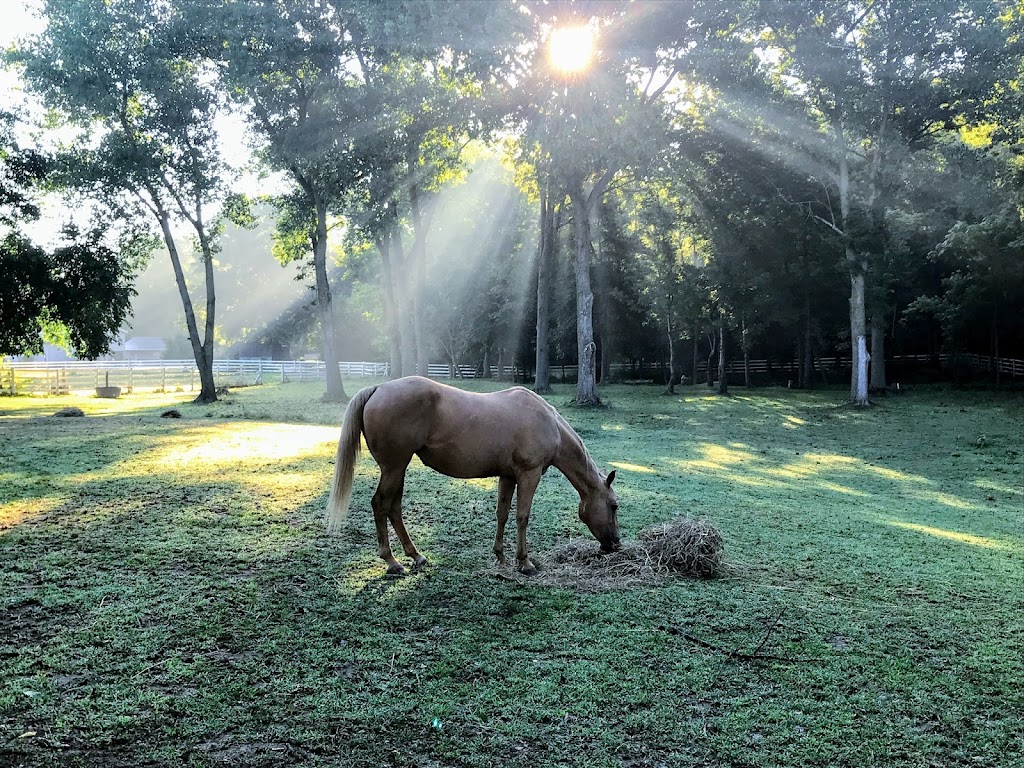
[[547, 25, 594, 74]]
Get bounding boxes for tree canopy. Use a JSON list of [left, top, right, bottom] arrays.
[[3, 0, 1023, 398]]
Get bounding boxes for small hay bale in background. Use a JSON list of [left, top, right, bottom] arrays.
[[52, 407, 85, 418]]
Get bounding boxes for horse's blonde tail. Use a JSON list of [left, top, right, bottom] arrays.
[[326, 384, 378, 535]]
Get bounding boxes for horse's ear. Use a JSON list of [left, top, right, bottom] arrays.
[[605, 469, 616, 487]]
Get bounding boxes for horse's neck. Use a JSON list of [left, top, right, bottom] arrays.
[[553, 418, 601, 498]]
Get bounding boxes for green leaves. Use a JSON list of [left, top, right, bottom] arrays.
[[0, 233, 50, 356], [0, 225, 147, 359], [21, 0, 229, 224], [1, 109, 142, 360], [0, 112, 47, 227]]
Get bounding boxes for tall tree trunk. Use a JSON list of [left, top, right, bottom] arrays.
[[850, 270, 869, 404], [717, 318, 728, 395], [692, 327, 700, 386], [741, 314, 751, 388], [595, 215, 612, 385], [313, 196, 346, 402], [870, 310, 887, 391], [447, 333, 459, 379], [568, 180, 599, 406], [802, 295, 813, 389], [378, 231, 402, 379], [795, 337, 804, 389], [413, 250, 426, 376], [197, 230, 218, 401], [664, 313, 676, 395], [413, 277, 425, 376], [157, 208, 217, 403], [407, 152, 428, 377], [600, 300, 612, 384], [534, 187, 554, 393], [706, 331, 716, 387], [388, 221, 416, 378], [837, 131, 870, 406], [864, 89, 889, 396], [992, 306, 1000, 386]]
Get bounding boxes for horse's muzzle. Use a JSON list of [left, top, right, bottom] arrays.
[[600, 537, 621, 553]]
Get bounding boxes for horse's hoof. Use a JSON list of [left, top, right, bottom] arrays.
[[517, 560, 538, 576], [386, 563, 406, 576], [411, 555, 429, 569]]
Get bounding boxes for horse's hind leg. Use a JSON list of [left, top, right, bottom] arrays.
[[386, 474, 428, 570], [372, 465, 427, 575], [493, 477, 515, 565], [372, 467, 411, 575]]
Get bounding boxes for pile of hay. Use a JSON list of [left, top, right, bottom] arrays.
[[52, 407, 85, 418], [494, 517, 727, 590], [637, 517, 725, 578]]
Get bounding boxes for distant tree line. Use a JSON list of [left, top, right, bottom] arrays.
[[2, 0, 1022, 403]]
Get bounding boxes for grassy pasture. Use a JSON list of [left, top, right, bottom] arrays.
[[1, 381, 1022, 768]]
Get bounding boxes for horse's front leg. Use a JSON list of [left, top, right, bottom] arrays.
[[514, 471, 542, 575], [493, 476, 515, 565]]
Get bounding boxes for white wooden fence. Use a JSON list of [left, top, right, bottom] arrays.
[[0, 359, 344, 395], [0, 358, 514, 395], [2, 352, 1019, 396]]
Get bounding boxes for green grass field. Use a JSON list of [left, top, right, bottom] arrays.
[[1, 381, 1022, 768]]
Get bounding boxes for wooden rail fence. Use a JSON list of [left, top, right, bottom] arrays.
[[2, 353, 1019, 395]]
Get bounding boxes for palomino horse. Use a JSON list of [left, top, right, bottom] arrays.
[[326, 376, 620, 575]]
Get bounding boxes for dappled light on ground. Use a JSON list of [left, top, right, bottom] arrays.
[[815, 481, 870, 497], [880, 519, 1011, 550], [0, 391, 197, 419], [609, 461, 657, 474], [862, 464, 927, 483], [336, 563, 434, 598], [973, 478, 1023, 497], [0, 495, 66, 531], [677, 443, 759, 472], [906, 489, 979, 511], [146, 423, 337, 469], [665, 442, 996, 517]]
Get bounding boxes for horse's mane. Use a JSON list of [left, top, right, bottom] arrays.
[[544, 400, 603, 489]]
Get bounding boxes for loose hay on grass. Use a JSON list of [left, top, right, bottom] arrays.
[[493, 517, 728, 590]]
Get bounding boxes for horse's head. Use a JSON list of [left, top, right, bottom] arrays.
[[579, 469, 620, 552]]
